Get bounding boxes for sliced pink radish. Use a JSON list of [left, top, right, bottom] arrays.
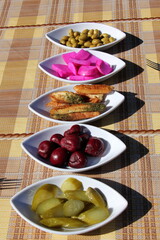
[[62, 52, 77, 64], [68, 58, 91, 66], [52, 64, 72, 78], [68, 62, 78, 75], [69, 75, 94, 80], [78, 65, 99, 76], [96, 59, 113, 75], [75, 49, 91, 60], [88, 55, 100, 65]]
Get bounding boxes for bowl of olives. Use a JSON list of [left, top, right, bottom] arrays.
[[10, 175, 128, 235], [21, 124, 126, 172], [45, 22, 126, 51]]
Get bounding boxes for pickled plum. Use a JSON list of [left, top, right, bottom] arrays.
[[85, 137, 104, 156], [60, 135, 82, 152], [38, 140, 57, 159], [50, 133, 63, 145], [64, 125, 81, 136], [68, 151, 87, 168], [50, 147, 69, 166]]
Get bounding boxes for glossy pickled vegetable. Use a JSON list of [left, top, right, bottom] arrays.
[[40, 217, 88, 228], [64, 190, 90, 202], [77, 206, 110, 225], [61, 177, 83, 192], [32, 184, 64, 211], [86, 187, 106, 207], [41, 203, 64, 218], [32, 178, 110, 230], [36, 197, 62, 216], [63, 199, 84, 217]]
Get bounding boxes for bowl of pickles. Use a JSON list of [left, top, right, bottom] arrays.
[[10, 175, 128, 235], [46, 22, 126, 51]]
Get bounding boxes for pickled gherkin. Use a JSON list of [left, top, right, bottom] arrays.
[[40, 217, 88, 228], [77, 206, 110, 225], [36, 197, 63, 216], [86, 187, 107, 207], [64, 190, 90, 202], [63, 199, 84, 217], [61, 177, 83, 192], [41, 203, 64, 218], [32, 184, 64, 211]]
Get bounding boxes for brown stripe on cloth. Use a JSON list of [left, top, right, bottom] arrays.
[[129, 0, 138, 19], [0, 0, 11, 37]]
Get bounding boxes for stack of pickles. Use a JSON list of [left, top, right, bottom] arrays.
[[32, 177, 109, 229]]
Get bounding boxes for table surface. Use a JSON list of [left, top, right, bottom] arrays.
[[0, 0, 160, 239]]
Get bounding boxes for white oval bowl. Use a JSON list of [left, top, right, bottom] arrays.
[[10, 175, 128, 235], [21, 124, 126, 172], [46, 22, 126, 51], [38, 50, 126, 84], [28, 84, 125, 124]]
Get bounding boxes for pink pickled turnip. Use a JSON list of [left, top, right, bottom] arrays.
[[96, 59, 113, 75], [88, 55, 100, 65], [52, 64, 72, 78], [68, 58, 91, 66], [78, 65, 99, 76], [68, 75, 94, 81], [62, 52, 77, 64], [68, 62, 78, 75], [75, 49, 91, 60]]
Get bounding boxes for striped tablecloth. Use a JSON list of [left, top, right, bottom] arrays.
[[0, 0, 160, 239]]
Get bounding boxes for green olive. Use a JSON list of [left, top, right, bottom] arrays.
[[75, 35, 80, 40], [88, 29, 94, 37], [70, 37, 76, 44], [100, 33, 109, 38], [74, 31, 80, 37], [93, 29, 100, 36], [82, 29, 89, 34], [78, 40, 85, 45], [109, 37, 116, 42], [91, 33, 99, 39], [66, 41, 72, 47], [61, 35, 69, 41], [89, 44, 96, 48], [92, 39, 101, 45], [68, 29, 74, 36], [72, 42, 79, 48], [101, 37, 110, 44], [84, 41, 92, 48], [97, 43, 103, 46], [79, 34, 88, 41], [60, 39, 66, 45]]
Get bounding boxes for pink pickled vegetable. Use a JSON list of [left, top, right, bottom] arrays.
[[62, 52, 77, 64], [96, 59, 113, 75], [78, 65, 99, 76], [69, 58, 91, 66], [52, 64, 72, 78], [68, 62, 78, 75], [88, 55, 100, 65], [75, 49, 91, 60], [69, 75, 94, 80]]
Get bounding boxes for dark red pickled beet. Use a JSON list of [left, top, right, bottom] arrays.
[[50, 133, 63, 145], [68, 151, 87, 168], [60, 134, 82, 152], [50, 147, 69, 167], [85, 137, 104, 157], [64, 125, 81, 136], [38, 140, 57, 159]]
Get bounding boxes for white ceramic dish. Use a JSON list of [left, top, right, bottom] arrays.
[[28, 84, 125, 124], [10, 175, 128, 235], [21, 124, 126, 172], [45, 22, 126, 51], [38, 50, 126, 84]]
